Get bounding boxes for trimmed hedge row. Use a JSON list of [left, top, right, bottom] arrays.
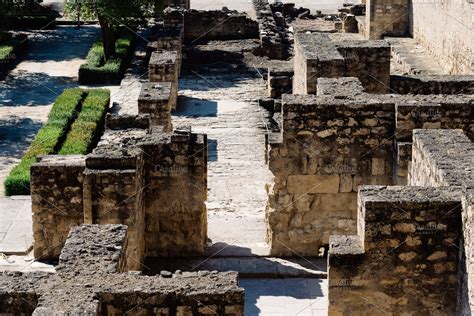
[[58, 89, 110, 155], [0, 34, 28, 78], [78, 32, 135, 84], [4, 88, 85, 196], [4, 88, 110, 196]]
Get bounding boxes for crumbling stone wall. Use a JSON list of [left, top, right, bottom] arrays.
[[266, 93, 395, 256], [411, 0, 474, 75], [268, 65, 293, 98], [365, 0, 410, 39], [138, 82, 174, 131], [0, 224, 245, 315], [266, 77, 473, 256], [149, 51, 178, 110], [408, 129, 474, 313], [30, 155, 86, 260], [329, 186, 462, 315], [141, 128, 208, 257], [253, 0, 288, 60], [183, 10, 259, 43], [390, 75, 474, 95], [293, 33, 390, 95]]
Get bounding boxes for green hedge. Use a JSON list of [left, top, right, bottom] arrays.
[[0, 34, 28, 78], [0, 15, 56, 30], [4, 88, 85, 196], [78, 32, 135, 84], [58, 89, 110, 155]]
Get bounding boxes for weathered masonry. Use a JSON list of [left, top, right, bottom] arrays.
[[266, 76, 473, 257], [293, 33, 390, 95], [328, 129, 474, 314], [30, 21, 208, 268], [0, 224, 244, 315]]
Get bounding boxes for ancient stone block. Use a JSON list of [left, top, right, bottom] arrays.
[[293, 33, 390, 94], [329, 186, 463, 315], [0, 224, 244, 315], [30, 155, 86, 260], [287, 175, 340, 194], [138, 82, 174, 130]]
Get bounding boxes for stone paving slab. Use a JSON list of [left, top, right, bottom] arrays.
[[0, 196, 33, 255], [241, 278, 328, 315], [146, 257, 326, 278]]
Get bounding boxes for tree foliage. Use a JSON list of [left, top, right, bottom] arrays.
[[64, 0, 159, 59]]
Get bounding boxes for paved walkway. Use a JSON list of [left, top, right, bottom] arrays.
[[0, 26, 100, 196], [241, 278, 328, 315], [0, 196, 32, 255], [174, 71, 273, 256]]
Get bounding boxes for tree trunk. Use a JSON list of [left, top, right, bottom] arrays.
[[98, 17, 116, 61]]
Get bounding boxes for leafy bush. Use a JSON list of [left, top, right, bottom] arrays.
[[58, 89, 110, 155], [79, 32, 135, 84], [4, 88, 84, 196]]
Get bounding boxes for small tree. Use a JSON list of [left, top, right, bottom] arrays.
[[64, 0, 158, 60]]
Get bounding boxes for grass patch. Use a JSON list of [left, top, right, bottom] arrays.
[[58, 89, 110, 155], [79, 32, 135, 84], [4, 88, 85, 196]]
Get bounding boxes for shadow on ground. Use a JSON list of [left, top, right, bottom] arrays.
[[0, 117, 43, 158], [0, 71, 76, 106], [173, 96, 218, 117]]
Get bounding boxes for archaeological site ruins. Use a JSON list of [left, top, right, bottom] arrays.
[[0, 0, 473, 314]]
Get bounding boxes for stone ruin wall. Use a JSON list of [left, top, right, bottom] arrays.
[[409, 129, 474, 313], [267, 73, 473, 256], [0, 224, 244, 315], [365, 0, 410, 39], [328, 185, 462, 315], [29, 22, 208, 266], [293, 33, 391, 95], [411, 0, 474, 75], [328, 129, 474, 314], [266, 93, 395, 256], [183, 10, 259, 43]]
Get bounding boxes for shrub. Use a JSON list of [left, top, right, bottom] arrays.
[[79, 32, 135, 84], [58, 89, 110, 155], [4, 88, 84, 196]]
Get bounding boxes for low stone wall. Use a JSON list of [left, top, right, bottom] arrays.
[[30, 155, 86, 260], [138, 82, 174, 131], [268, 66, 293, 98], [183, 10, 259, 43], [266, 93, 395, 256], [149, 51, 178, 111], [293, 33, 390, 94], [253, 0, 287, 60], [329, 186, 462, 315], [148, 26, 183, 76], [0, 224, 245, 315], [391, 75, 474, 95], [141, 128, 208, 257], [408, 129, 474, 313], [365, 0, 409, 39], [266, 78, 474, 256]]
